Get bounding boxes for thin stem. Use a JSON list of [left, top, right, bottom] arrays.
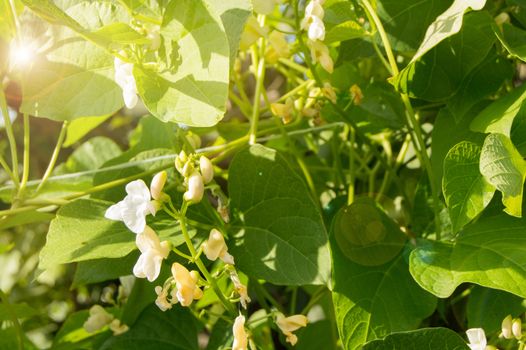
[[0, 88, 19, 187], [249, 35, 267, 145], [18, 113, 30, 196], [179, 204, 236, 315], [0, 154, 17, 185], [360, 0, 441, 237], [36, 121, 67, 194], [0, 289, 24, 350]]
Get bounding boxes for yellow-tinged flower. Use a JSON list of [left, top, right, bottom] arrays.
[[501, 315, 513, 339], [232, 315, 248, 350], [275, 313, 308, 346], [170, 263, 203, 307], [322, 82, 337, 104], [307, 40, 333, 73], [253, 0, 280, 14], [133, 226, 171, 282], [266, 31, 291, 64], [271, 98, 295, 124], [350, 84, 363, 105], [512, 317, 522, 339], [202, 228, 235, 265], [150, 171, 167, 201], [109, 319, 129, 335], [228, 268, 251, 309], [154, 285, 172, 312], [83, 305, 114, 333], [240, 16, 269, 51]]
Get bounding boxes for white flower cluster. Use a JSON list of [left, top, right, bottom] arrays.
[[154, 262, 204, 311], [175, 152, 214, 204], [301, 0, 326, 41], [114, 56, 139, 109]]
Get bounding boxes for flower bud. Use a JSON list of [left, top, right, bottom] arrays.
[[184, 172, 204, 203], [170, 263, 203, 307], [155, 285, 172, 312], [513, 317, 522, 339], [271, 98, 294, 124], [322, 82, 337, 103], [266, 31, 291, 64], [150, 171, 167, 200], [232, 315, 248, 350], [109, 319, 129, 335], [175, 151, 188, 173], [199, 156, 214, 184], [83, 305, 114, 333], [228, 267, 250, 309], [502, 315, 513, 339], [350, 84, 363, 105]]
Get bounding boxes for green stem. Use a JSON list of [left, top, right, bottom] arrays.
[[179, 203, 236, 315], [36, 121, 67, 194], [18, 113, 30, 197], [0, 289, 24, 350], [249, 44, 267, 145], [0, 154, 17, 185], [360, 0, 441, 237], [0, 87, 19, 187]]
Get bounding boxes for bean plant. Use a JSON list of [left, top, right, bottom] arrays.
[[1, 0, 526, 349]]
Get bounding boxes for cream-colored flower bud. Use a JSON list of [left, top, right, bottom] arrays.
[[307, 40, 333, 74], [186, 133, 202, 150], [83, 305, 114, 333], [271, 98, 294, 124], [275, 313, 308, 346], [184, 172, 204, 203], [182, 160, 194, 178], [170, 263, 203, 307], [203, 229, 235, 265], [199, 156, 214, 184], [229, 268, 250, 309], [240, 16, 269, 51], [350, 84, 363, 105], [109, 319, 129, 335], [266, 31, 291, 64], [502, 315, 513, 339], [150, 171, 167, 200], [155, 285, 172, 312], [232, 315, 248, 350], [175, 151, 188, 173], [512, 318, 522, 339]]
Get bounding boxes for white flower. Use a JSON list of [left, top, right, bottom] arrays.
[[83, 305, 114, 333], [202, 229, 234, 265], [105, 180, 158, 234], [154, 285, 172, 311], [513, 318, 522, 339], [232, 315, 248, 350], [170, 263, 203, 307], [109, 319, 129, 336], [199, 156, 214, 184], [466, 328, 487, 350], [307, 39, 333, 73], [150, 171, 167, 201], [308, 15, 325, 41], [114, 56, 139, 109], [184, 171, 204, 203], [275, 313, 308, 346], [133, 226, 170, 282], [501, 315, 513, 339]]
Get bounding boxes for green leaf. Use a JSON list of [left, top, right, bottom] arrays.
[[65, 137, 122, 172], [39, 199, 193, 271], [411, 0, 487, 62], [376, 0, 451, 52], [101, 304, 199, 350], [394, 12, 495, 101], [72, 252, 139, 287], [409, 213, 526, 298], [0, 210, 55, 230], [495, 23, 526, 62], [228, 144, 331, 286], [0, 303, 38, 321], [447, 51, 513, 123], [333, 198, 407, 266], [208, 0, 252, 64], [467, 286, 526, 333], [64, 114, 112, 147], [443, 141, 495, 232], [53, 309, 111, 350], [323, 2, 365, 44], [480, 133, 526, 217], [362, 328, 470, 350], [92, 23, 149, 46], [511, 106, 526, 156], [135, 0, 230, 127], [332, 242, 436, 349]]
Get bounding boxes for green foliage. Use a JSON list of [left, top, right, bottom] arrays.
[[228, 144, 331, 285], [362, 328, 470, 350]]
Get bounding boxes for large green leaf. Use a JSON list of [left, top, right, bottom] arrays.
[[324, 2, 365, 44], [479, 133, 526, 217], [333, 198, 407, 266], [135, 0, 230, 127], [101, 304, 199, 350], [72, 252, 139, 287], [442, 141, 495, 232], [362, 328, 470, 350], [64, 114, 112, 147], [228, 144, 331, 286], [19, 0, 127, 120], [332, 209, 436, 350], [64, 136, 122, 172], [410, 213, 526, 298], [495, 23, 526, 62], [447, 51, 513, 123], [39, 199, 193, 271], [410, 0, 487, 62], [375, 0, 450, 52], [470, 84, 526, 136], [394, 11, 494, 101], [467, 286, 526, 333]]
